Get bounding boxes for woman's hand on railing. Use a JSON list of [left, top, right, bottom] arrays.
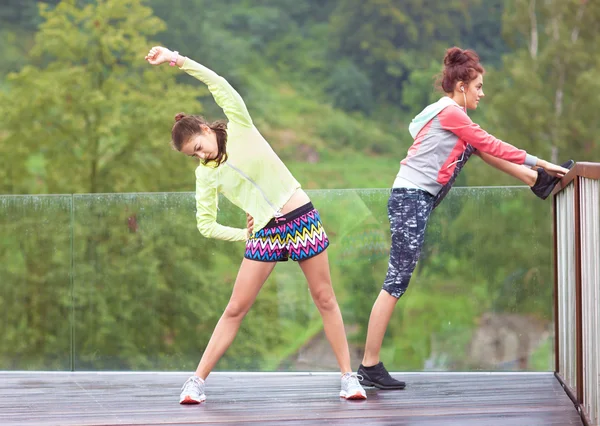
[[538, 159, 571, 178]]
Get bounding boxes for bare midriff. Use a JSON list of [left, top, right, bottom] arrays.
[[280, 189, 311, 215]]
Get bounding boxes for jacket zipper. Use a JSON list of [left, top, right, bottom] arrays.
[[225, 162, 282, 216]]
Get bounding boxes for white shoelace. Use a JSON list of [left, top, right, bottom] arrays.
[[181, 376, 202, 392], [343, 373, 363, 387]]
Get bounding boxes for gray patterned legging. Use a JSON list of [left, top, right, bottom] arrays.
[[382, 144, 477, 298], [381, 188, 435, 298]]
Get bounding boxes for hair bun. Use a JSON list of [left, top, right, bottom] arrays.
[[439, 47, 483, 93], [444, 47, 466, 67], [174, 112, 187, 122]]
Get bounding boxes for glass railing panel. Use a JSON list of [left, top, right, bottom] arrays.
[[0, 195, 73, 370], [70, 187, 554, 372]]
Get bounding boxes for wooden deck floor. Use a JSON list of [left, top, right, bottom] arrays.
[[0, 372, 583, 426]]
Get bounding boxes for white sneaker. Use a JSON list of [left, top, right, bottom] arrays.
[[340, 372, 367, 400], [179, 375, 206, 404]]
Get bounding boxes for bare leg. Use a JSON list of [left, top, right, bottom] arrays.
[[194, 258, 277, 379], [361, 290, 399, 366], [299, 251, 352, 374], [477, 151, 537, 186]]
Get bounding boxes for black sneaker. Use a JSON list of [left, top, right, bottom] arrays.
[[357, 362, 406, 390], [531, 159, 575, 200]]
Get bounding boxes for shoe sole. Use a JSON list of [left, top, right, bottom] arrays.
[[179, 394, 206, 404], [339, 391, 367, 400], [359, 378, 406, 390]]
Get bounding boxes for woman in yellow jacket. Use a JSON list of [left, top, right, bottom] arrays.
[[145, 46, 366, 403]]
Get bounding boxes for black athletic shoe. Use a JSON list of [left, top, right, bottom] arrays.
[[357, 362, 406, 390], [531, 159, 575, 200]]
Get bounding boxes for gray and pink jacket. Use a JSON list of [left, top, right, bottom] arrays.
[[397, 97, 538, 196]]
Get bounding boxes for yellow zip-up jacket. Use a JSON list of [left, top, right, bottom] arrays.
[[181, 58, 301, 241]]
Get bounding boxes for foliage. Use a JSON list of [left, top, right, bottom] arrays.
[[327, 61, 373, 114], [327, 0, 474, 104], [0, 0, 201, 194], [1, 0, 595, 374], [484, 0, 600, 163]]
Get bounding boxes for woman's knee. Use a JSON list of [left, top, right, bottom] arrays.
[[223, 299, 250, 320], [311, 286, 338, 312]]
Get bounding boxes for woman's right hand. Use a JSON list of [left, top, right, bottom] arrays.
[[539, 160, 570, 178], [145, 46, 173, 66], [246, 213, 254, 236]]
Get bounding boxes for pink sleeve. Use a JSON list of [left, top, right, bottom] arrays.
[[437, 106, 537, 166]]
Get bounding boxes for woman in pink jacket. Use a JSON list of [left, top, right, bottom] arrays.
[[357, 47, 573, 390]]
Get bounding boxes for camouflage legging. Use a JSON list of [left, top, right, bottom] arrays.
[[382, 145, 476, 298]]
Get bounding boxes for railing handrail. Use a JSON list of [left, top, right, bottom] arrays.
[[553, 162, 600, 195]]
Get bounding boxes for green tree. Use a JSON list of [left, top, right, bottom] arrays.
[[0, 0, 62, 30], [0, 0, 202, 194], [327, 0, 474, 104], [483, 0, 600, 164], [458, 0, 509, 66], [327, 60, 373, 114], [0, 195, 73, 370], [401, 60, 442, 117]]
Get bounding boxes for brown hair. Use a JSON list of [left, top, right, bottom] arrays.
[[438, 47, 485, 93], [171, 113, 228, 166]]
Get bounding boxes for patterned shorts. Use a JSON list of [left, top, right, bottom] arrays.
[[244, 202, 329, 262], [382, 188, 435, 298]]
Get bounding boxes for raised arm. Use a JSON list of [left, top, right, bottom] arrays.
[[145, 46, 253, 127], [194, 168, 248, 242]]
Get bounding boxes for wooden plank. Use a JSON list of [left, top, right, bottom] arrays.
[[575, 176, 585, 404], [0, 372, 583, 426]]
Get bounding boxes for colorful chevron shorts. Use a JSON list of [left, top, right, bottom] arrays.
[[244, 202, 329, 262]]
